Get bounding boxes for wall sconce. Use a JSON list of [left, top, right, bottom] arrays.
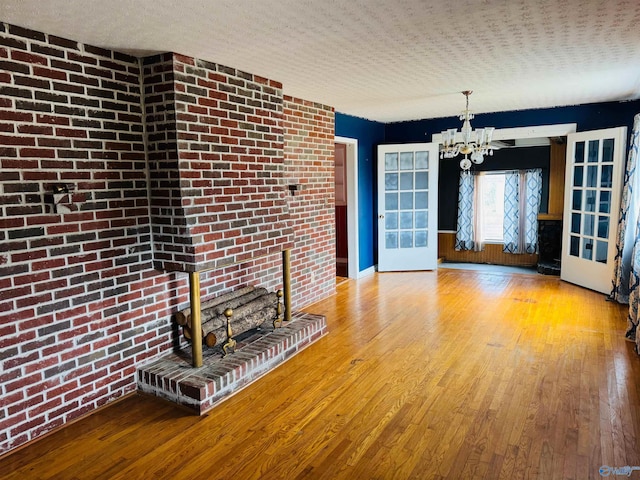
[[288, 184, 302, 196], [50, 183, 74, 214], [52, 184, 69, 194]]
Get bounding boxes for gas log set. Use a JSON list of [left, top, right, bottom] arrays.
[[176, 286, 283, 356]]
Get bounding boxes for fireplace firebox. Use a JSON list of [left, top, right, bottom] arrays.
[[537, 219, 562, 275]]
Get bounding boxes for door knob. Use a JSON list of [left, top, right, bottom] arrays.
[[379, 214, 384, 219]]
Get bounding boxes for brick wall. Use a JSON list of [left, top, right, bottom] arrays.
[[0, 23, 185, 454], [0, 22, 336, 456], [141, 51, 297, 300], [283, 97, 336, 307], [141, 53, 182, 270], [156, 53, 293, 272]]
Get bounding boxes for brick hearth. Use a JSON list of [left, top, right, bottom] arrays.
[[136, 312, 327, 414]]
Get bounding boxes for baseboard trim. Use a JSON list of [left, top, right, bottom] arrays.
[[357, 265, 376, 278]]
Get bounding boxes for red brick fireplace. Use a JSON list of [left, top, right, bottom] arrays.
[[143, 52, 294, 273], [0, 22, 336, 455]]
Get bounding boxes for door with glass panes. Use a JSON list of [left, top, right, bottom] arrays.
[[561, 127, 627, 294], [377, 143, 438, 271]]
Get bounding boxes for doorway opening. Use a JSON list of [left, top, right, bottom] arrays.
[[334, 136, 359, 279], [432, 123, 577, 270]]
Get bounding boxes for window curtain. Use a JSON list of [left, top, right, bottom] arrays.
[[610, 113, 640, 353], [503, 171, 520, 253], [473, 173, 486, 252], [503, 169, 543, 254], [455, 171, 482, 251]]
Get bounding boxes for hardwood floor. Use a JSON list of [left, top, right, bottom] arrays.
[[2, 269, 639, 479]]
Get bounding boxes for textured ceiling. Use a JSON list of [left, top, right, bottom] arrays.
[[1, 0, 640, 122]]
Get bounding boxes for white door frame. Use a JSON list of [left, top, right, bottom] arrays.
[[335, 136, 359, 278]]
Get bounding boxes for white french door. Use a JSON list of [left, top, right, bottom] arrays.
[[377, 143, 438, 272], [561, 127, 627, 294]]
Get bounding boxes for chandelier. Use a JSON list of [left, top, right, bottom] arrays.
[[440, 91, 494, 170]]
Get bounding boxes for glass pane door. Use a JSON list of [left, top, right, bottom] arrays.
[[567, 138, 614, 264], [561, 128, 626, 294], [378, 143, 438, 271]]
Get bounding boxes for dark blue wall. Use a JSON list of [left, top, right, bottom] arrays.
[[337, 101, 640, 269], [335, 112, 385, 272], [385, 100, 640, 144], [387, 100, 640, 230]]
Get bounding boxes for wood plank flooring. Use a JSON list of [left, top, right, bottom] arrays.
[[2, 269, 639, 479]]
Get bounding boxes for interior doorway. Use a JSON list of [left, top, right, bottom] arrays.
[[335, 142, 348, 276], [334, 136, 359, 279], [432, 123, 578, 271]]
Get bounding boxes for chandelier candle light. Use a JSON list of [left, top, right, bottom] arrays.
[[440, 91, 494, 171]]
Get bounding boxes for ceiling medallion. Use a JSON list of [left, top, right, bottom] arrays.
[[440, 91, 494, 170]]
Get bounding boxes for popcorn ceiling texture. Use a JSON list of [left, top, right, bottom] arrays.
[[1, 0, 640, 122], [0, 22, 335, 455]]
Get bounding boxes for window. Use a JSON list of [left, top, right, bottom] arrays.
[[456, 168, 542, 253], [476, 172, 506, 243]]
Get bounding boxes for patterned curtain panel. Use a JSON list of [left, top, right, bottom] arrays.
[[503, 171, 520, 253], [503, 169, 542, 254], [611, 114, 640, 304], [472, 173, 485, 252], [610, 113, 640, 352], [455, 172, 475, 251], [523, 169, 543, 254]]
